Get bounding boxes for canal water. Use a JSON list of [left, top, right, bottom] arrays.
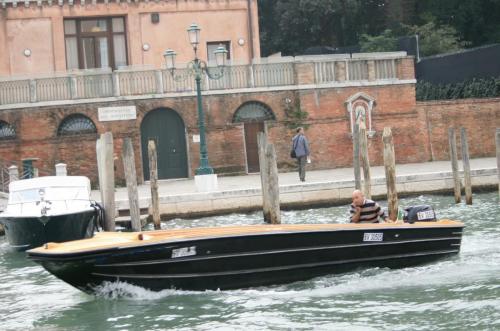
[[0, 192, 499, 330]]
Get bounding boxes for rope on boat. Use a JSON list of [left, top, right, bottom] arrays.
[[91, 202, 105, 232]]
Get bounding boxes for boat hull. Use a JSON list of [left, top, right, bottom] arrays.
[[28, 222, 463, 293], [1, 210, 97, 251]]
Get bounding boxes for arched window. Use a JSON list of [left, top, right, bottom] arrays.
[[0, 121, 16, 140], [58, 114, 97, 136], [232, 101, 276, 123]]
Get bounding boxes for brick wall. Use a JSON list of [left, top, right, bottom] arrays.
[[1, 87, 498, 186], [417, 98, 500, 160]]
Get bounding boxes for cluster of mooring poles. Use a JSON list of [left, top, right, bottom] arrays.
[[95, 131, 285, 230], [352, 121, 399, 221], [257, 122, 399, 225], [95, 132, 170, 231], [96, 132, 144, 232]]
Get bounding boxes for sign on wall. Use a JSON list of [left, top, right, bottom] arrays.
[[98, 106, 137, 122]]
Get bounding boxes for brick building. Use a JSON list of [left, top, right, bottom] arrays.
[[1, 1, 499, 186]]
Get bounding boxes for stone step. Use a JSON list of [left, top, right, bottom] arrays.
[[114, 214, 150, 229]]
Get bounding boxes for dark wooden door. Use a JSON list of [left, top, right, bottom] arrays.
[[141, 109, 188, 180], [244, 122, 265, 173]]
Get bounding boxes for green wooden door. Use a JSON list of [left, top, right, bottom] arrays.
[[141, 108, 188, 180]]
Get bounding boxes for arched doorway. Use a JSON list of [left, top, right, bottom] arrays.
[[233, 101, 276, 173], [141, 108, 188, 180]]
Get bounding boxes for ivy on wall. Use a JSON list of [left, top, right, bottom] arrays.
[[416, 77, 500, 101], [284, 97, 309, 129]]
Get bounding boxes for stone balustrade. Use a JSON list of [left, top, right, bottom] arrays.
[[0, 52, 415, 108]]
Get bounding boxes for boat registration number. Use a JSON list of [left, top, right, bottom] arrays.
[[171, 246, 197, 258], [363, 233, 383, 242], [417, 210, 435, 220]]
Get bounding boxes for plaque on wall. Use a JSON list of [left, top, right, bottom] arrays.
[[98, 106, 137, 122]]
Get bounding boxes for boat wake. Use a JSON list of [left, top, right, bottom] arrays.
[[92, 281, 220, 300]]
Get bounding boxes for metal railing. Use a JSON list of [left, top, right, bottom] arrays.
[[0, 54, 408, 106], [0, 164, 9, 193], [0, 159, 54, 193]]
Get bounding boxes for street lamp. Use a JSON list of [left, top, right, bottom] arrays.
[[164, 23, 228, 176]]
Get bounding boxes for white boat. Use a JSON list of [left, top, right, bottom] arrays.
[[0, 176, 102, 251]]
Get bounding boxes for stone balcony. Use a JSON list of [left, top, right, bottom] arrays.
[[0, 52, 415, 110]]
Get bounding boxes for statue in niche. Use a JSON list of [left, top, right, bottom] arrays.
[[345, 92, 376, 138]]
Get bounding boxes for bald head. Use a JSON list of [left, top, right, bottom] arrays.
[[352, 190, 365, 206]]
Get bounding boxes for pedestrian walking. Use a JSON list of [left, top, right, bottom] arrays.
[[291, 127, 310, 182]]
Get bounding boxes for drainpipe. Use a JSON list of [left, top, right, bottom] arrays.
[[247, 0, 254, 61]]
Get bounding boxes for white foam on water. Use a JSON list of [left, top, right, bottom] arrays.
[[92, 281, 228, 301]]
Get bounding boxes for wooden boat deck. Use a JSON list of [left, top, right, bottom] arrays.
[[28, 220, 463, 255]]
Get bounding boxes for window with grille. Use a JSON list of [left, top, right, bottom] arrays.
[[58, 114, 97, 136], [0, 121, 15, 139], [233, 102, 276, 123]]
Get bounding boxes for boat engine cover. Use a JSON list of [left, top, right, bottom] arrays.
[[404, 205, 436, 223]]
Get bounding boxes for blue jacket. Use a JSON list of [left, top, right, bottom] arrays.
[[292, 133, 310, 157]]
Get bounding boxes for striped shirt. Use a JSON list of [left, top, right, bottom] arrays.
[[349, 199, 385, 223]]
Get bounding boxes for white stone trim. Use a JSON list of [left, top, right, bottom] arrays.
[[351, 51, 408, 60]]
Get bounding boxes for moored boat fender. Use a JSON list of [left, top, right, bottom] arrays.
[[403, 205, 437, 224]]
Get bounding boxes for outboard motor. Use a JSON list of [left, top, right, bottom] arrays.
[[403, 205, 436, 224]]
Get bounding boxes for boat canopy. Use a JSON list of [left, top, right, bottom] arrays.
[[8, 176, 91, 204]]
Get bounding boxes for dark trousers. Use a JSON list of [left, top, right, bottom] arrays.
[[297, 156, 307, 181]]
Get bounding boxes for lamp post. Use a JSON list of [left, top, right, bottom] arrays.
[[164, 23, 228, 176]]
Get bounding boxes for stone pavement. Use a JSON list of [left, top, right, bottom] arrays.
[[91, 157, 498, 219]]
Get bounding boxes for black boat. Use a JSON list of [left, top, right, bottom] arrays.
[[0, 176, 100, 251], [27, 219, 464, 294]]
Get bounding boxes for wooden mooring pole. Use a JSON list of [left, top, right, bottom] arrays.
[[359, 122, 372, 199], [148, 140, 161, 230], [495, 128, 500, 201], [448, 128, 461, 203], [265, 143, 281, 224], [96, 138, 104, 205], [257, 132, 280, 224], [97, 132, 116, 231], [257, 132, 270, 221], [460, 128, 472, 205], [122, 138, 141, 232], [383, 127, 398, 221], [353, 121, 361, 190]]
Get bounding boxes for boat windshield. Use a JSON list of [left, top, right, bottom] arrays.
[[9, 186, 90, 204]]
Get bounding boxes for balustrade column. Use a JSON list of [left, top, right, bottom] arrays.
[[294, 62, 315, 85], [55, 163, 67, 176], [8, 165, 19, 182], [69, 76, 78, 99], [155, 70, 164, 94], [367, 60, 376, 81], [335, 61, 347, 81], [29, 79, 37, 102], [248, 64, 255, 88], [112, 72, 120, 97]]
